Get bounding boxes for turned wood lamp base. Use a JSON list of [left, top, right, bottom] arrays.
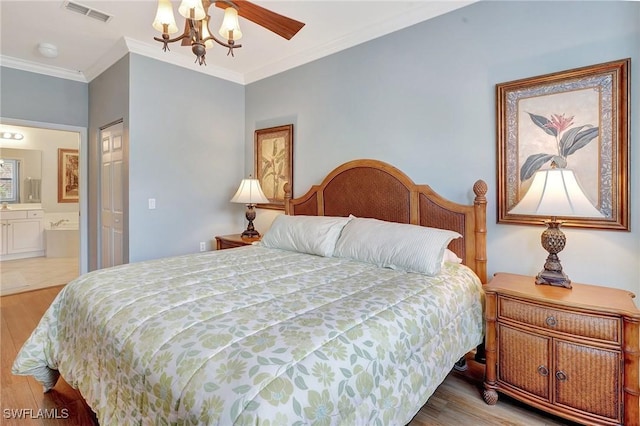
[[241, 204, 261, 238], [535, 219, 572, 289]]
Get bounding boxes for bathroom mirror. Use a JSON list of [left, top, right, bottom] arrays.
[[0, 148, 42, 203]]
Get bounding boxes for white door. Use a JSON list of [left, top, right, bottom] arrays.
[[99, 121, 125, 268]]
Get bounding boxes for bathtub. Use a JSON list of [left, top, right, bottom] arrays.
[[45, 223, 79, 258]]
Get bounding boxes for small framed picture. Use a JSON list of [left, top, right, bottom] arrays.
[[58, 148, 79, 203]]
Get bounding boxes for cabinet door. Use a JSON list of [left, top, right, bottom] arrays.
[[498, 324, 551, 401], [7, 219, 43, 253], [554, 340, 621, 422], [0, 222, 7, 255]]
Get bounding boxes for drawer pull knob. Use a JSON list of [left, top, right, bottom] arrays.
[[555, 370, 568, 381], [545, 316, 557, 327], [537, 365, 549, 376]]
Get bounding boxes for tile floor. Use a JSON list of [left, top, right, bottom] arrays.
[[0, 256, 79, 296]]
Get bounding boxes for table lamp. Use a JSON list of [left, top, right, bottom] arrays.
[[230, 177, 270, 238], [509, 167, 604, 288]]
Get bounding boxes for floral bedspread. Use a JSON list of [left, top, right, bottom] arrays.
[[13, 246, 484, 425]]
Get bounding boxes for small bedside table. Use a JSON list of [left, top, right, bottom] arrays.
[[215, 234, 261, 250], [483, 272, 640, 426]]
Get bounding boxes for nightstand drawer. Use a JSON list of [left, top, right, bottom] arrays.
[[498, 296, 621, 344]]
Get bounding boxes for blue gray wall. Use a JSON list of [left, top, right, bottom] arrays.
[[88, 55, 130, 269], [246, 1, 640, 295], [0, 66, 88, 127], [88, 54, 245, 264], [127, 54, 245, 262], [2, 53, 245, 268]]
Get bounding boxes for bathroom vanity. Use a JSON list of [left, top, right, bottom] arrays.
[[0, 207, 45, 260]]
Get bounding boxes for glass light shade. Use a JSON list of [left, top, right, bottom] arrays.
[[509, 168, 604, 218], [201, 16, 214, 48], [230, 178, 269, 204], [152, 0, 179, 34], [219, 7, 242, 41], [178, 0, 206, 20]]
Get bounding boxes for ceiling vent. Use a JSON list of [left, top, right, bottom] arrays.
[[63, 1, 112, 23]]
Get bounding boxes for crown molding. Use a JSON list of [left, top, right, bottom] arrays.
[[0, 55, 87, 82], [82, 38, 130, 83], [243, 1, 475, 84], [123, 37, 245, 85]]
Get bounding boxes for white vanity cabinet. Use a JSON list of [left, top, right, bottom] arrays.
[[0, 209, 45, 259]]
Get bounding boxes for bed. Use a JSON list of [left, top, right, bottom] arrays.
[[13, 159, 488, 425]]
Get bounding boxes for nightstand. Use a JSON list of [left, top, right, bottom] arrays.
[[483, 273, 640, 426], [215, 234, 261, 250]]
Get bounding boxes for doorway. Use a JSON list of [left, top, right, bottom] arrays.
[[0, 118, 88, 295]]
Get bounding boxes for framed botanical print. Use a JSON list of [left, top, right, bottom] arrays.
[[254, 124, 293, 210], [497, 58, 629, 230]]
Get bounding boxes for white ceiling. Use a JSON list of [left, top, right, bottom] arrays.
[[0, 1, 474, 85]]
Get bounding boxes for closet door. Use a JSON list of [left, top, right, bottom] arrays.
[[100, 121, 125, 268]]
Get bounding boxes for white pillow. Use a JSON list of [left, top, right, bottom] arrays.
[[259, 215, 352, 257], [333, 217, 462, 276], [443, 249, 463, 265]]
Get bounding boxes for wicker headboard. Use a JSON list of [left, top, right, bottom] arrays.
[[284, 159, 488, 283]]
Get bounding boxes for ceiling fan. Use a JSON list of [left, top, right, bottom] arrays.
[[153, 0, 305, 65]]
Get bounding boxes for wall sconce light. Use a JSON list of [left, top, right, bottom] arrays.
[[1, 132, 24, 140]]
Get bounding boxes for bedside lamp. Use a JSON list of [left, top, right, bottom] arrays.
[[509, 168, 604, 288], [230, 177, 270, 238]]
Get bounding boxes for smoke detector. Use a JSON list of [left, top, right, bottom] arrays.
[[37, 43, 58, 58]]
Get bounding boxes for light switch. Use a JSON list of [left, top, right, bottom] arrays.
[[148, 198, 156, 209]]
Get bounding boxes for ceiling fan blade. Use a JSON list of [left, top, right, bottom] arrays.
[[214, 0, 305, 40]]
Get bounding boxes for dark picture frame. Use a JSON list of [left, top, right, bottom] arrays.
[[254, 124, 293, 210], [58, 148, 79, 203], [497, 58, 630, 230]]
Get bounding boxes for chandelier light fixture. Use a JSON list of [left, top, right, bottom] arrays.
[[153, 0, 243, 66]]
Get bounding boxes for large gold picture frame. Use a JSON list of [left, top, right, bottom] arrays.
[[58, 148, 79, 203], [254, 124, 293, 210], [497, 58, 629, 230]]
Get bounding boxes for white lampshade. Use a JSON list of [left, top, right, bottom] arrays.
[[509, 168, 604, 218], [152, 0, 179, 34], [218, 7, 242, 41], [178, 0, 206, 20], [230, 178, 269, 204], [201, 16, 214, 49]]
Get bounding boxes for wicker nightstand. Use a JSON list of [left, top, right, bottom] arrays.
[[215, 234, 260, 250], [483, 273, 640, 426]]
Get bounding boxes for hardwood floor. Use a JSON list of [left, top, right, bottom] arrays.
[[1, 286, 97, 426], [1, 286, 576, 425]]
